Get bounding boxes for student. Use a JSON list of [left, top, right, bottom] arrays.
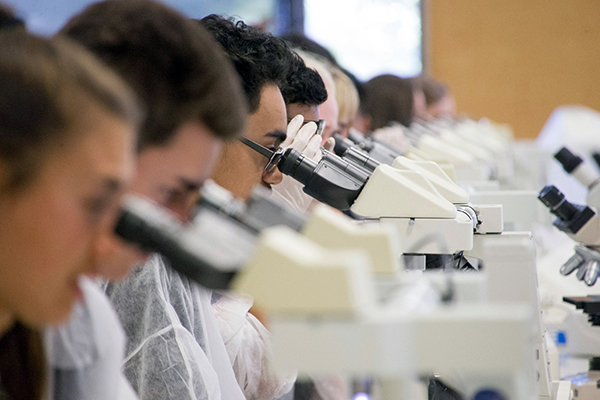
[[296, 50, 340, 143], [281, 53, 328, 123], [0, 28, 140, 400], [54, 1, 247, 399], [275, 52, 329, 214], [330, 67, 360, 138], [422, 76, 457, 119], [95, 13, 301, 400], [364, 74, 414, 130]]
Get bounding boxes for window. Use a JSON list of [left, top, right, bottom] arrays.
[[9, 0, 276, 35], [304, 0, 422, 81]]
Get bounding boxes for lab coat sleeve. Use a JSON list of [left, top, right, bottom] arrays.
[[212, 291, 296, 400]]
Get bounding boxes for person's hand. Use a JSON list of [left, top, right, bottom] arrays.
[[281, 114, 321, 160], [271, 115, 324, 214]]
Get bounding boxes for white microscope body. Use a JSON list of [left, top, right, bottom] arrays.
[[233, 226, 542, 400], [352, 155, 573, 399]]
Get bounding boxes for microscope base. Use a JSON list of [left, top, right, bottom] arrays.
[[360, 213, 473, 254]]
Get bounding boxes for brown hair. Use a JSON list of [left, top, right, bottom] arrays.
[[0, 323, 45, 400], [0, 29, 141, 400], [364, 74, 414, 129], [60, 0, 247, 151], [421, 76, 450, 106], [0, 30, 141, 191]]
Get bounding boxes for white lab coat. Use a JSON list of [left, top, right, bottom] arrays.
[[45, 277, 138, 400], [104, 254, 246, 400], [212, 291, 296, 399]]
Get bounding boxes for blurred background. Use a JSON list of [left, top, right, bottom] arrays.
[[11, 0, 600, 140]]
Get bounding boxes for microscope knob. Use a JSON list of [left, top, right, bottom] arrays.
[[584, 261, 600, 286]]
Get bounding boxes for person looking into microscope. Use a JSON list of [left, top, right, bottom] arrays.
[[52, 1, 248, 399], [363, 74, 415, 130], [273, 50, 331, 214], [0, 17, 141, 400]]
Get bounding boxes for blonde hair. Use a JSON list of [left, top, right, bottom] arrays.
[[330, 67, 359, 124]]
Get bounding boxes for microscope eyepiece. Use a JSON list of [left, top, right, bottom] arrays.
[[538, 185, 596, 234], [539, 185, 579, 221], [554, 147, 583, 174], [278, 148, 317, 185], [115, 196, 256, 290], [278, 147, 369, 211], [332, 133, 353, 157]]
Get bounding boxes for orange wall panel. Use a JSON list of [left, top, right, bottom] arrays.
[[426, 0, 600, 138]]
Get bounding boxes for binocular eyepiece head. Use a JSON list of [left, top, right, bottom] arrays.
[[538, 185, 596, 235]]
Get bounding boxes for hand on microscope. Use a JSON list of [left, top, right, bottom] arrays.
[[271, 114, 334, 214]]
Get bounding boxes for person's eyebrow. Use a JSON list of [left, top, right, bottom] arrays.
[[265, 130, 287, 145]]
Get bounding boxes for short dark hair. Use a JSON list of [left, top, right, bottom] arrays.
[[199, 15, 294, 113], [280, 53, 327, 106], [60, 0, 247, 151], [364, 74, 414, 129]]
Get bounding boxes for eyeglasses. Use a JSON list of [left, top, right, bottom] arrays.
[[238, 137, 285, 172], [288, 118, 327, 136]]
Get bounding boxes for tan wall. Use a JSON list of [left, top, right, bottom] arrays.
[[426, 0, 600, 139]]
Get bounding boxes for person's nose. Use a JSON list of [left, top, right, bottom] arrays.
[[263, 167, 283, 186]]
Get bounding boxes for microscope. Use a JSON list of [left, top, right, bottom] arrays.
[[114, 178, 402, 290], [538, 183, 600, 287], [236, 227, 543, 400], [560, 296, 600, 399], [278, 145, 567, 399], [333, 130, 403, 169], [553, 147, 600, 209]]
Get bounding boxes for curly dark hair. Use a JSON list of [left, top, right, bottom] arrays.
[[280, 53, 327, 107], [199, 15, 295, 113], [60, 0, 247, 150]]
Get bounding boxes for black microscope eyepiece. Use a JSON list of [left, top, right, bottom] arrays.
[[278, 148, 317, 185], [554, 147, 583, 174], [278, 148, 369, 211], [539, 185, 578, 221], [538, 185, 596, 234]]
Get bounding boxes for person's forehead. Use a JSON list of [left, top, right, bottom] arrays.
[[135, 121, 220, 183], [287, 103, 320, 121], [246, 84, 287, 140]]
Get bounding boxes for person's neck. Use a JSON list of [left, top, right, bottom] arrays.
[[0, 309, 14, 338]]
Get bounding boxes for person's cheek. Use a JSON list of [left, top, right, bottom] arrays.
[[92, 233, 149, 281]]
